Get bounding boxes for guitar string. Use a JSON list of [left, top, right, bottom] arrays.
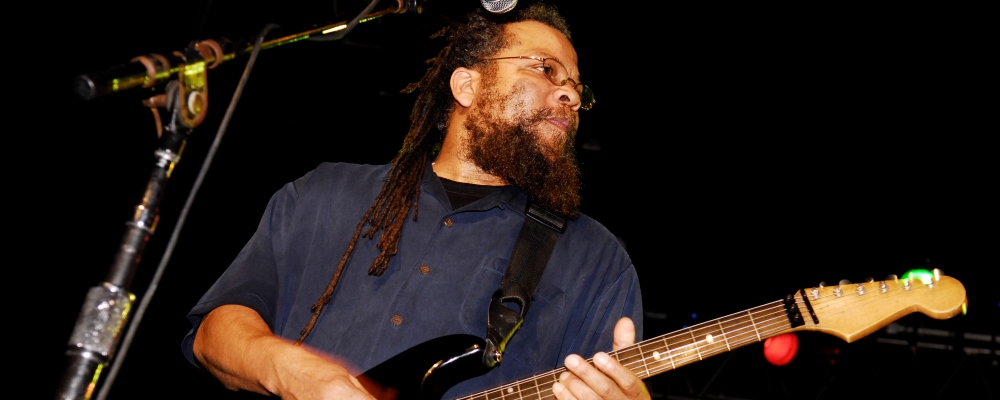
[[455, 277, 946, 399]]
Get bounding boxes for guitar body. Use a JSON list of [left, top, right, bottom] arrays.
[[358, 334, 492, 400]]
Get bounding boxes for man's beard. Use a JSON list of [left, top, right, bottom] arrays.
[[463, 83, 582, 218]]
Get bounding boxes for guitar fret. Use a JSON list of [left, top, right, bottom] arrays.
[[688, 328, 703, 360], [635, 342, 651, 378], [490, 383, 510, 400], [535, 372, 557, 399], [746, 310, 762, 341], [531, 374, 541, 400], [660, 335, 677, 370], [717, 319, 731, 352], [519, 376, 540, 399], [611, 344, 643, 380], [473, 387, 496, 400], [535, 369, 563, 398], [723, 312, 757, 348], [663, 328, 698, 368], [690, 324, 729, 359]]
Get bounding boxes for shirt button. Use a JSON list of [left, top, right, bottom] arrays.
[[419, 265, 430, 274], [391, 315, 403, 325], [443, 217, 454, 227]]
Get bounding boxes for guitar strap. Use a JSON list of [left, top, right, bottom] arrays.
[[482, 202, 566, 367]]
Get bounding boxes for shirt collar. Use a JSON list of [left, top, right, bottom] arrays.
[[421, 160, 528, 214]]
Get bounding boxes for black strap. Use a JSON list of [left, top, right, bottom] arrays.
[[482, 203, 566, 367]]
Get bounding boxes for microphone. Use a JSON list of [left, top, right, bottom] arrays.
[[481, 0, 517, 14]]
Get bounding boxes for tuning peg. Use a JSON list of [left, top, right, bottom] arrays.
[[810, 284, 821, 299], [882, 274, 899, 292], [833, 280, 847, 297]]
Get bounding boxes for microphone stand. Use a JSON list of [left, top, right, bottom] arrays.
[[56, 2, 422, 399], [56, 40, 206, 398]]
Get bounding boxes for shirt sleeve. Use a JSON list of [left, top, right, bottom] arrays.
[[179, 180, 299, 367], [566, 261, 644, 360]]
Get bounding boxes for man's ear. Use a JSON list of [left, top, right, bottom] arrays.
[[450, 67, 479, 108]]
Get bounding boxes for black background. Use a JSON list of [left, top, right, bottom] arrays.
[[28, 1, 996, 399]]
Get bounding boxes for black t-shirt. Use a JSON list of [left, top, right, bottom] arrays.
[[439, 177, 504, 210]]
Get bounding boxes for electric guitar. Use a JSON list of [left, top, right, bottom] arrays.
[[359, 270, 967, 400]]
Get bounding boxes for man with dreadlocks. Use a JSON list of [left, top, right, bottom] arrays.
[[183, 3, 646, 400]]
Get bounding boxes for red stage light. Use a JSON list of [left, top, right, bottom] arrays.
[[763, 332, 799, 366]]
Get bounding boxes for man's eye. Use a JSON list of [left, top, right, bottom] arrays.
[[532, 64, 554, 76]]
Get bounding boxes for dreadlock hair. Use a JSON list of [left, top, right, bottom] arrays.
[[296, 3, 573, 344]]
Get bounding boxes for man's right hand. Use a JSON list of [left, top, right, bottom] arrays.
[[193, 304, 375, 399]]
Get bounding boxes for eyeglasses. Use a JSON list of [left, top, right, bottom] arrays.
[[484, 55, 596, 110]]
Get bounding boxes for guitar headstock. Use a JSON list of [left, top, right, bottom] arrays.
[[793, 269, 967, 342]]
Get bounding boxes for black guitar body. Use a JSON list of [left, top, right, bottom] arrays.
[[359, 334, 494, 400]]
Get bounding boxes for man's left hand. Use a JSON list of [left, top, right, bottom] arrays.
[[551, 317, 651, 400]]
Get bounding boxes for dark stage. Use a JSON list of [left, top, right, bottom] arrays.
[[30, 1, 996, 399]]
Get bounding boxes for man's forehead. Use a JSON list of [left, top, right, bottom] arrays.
[[502, 21, 579, 69]]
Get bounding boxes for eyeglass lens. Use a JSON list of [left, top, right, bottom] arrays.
[[541, 59, 595, 109]]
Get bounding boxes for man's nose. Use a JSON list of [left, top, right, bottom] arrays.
[[553, 83, 581, 111]]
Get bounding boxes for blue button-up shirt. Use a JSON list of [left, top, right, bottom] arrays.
[[182, 161, 643, 399]]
